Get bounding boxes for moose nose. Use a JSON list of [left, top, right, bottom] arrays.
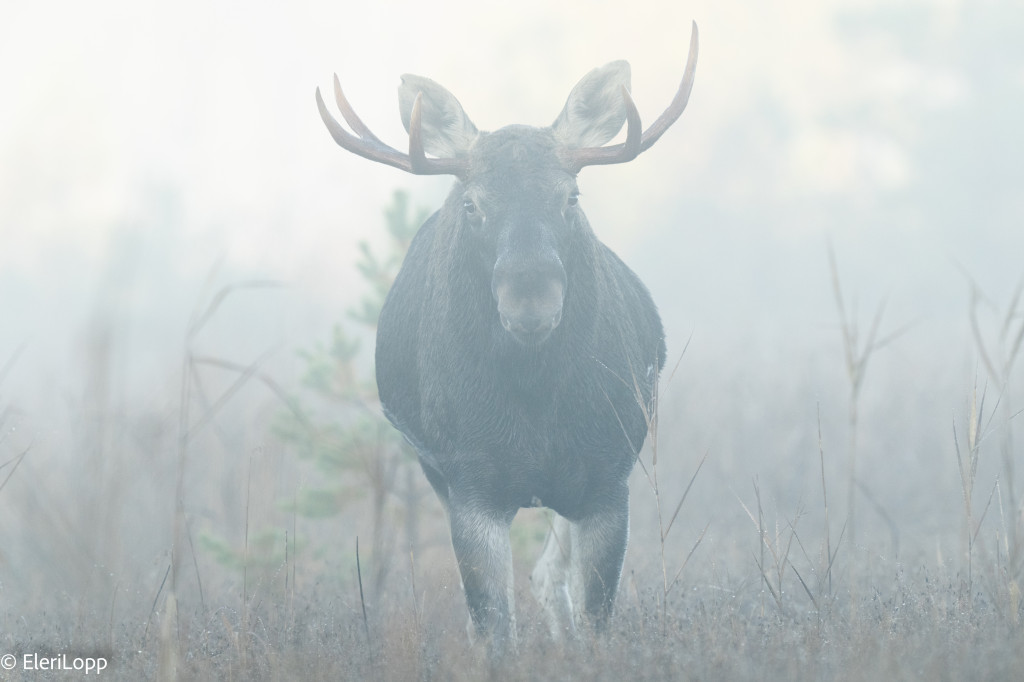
[[494, 278, 564, 346], [499, 305, 563, 335], [492, 248, 566, 345]]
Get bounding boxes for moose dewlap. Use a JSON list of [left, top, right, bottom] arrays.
[[316, 22, 699, 656]]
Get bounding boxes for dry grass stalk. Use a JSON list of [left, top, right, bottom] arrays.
[[818, 406, 833, 596], [953, 379, 1001, 603], [738, 479, 804, 616], [157, 592, 180, 682], [966, 274, 1024, 581], [0, 345, 29, 498], [630, 341, 709, 629], [0, 445, 29, 497], [356, 536, 371, 645], [828, 243, 911, 551]]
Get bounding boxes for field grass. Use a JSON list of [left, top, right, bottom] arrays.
[[1, 276, 1023, 681], [2, 530, 1022, 681]]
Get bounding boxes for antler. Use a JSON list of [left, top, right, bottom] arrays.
[[562, 21, 699, 172], [316, 74, 469, 176]]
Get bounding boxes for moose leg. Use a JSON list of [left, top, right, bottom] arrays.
[[448, 499, 517, 654], [570, 489, 630, 629], [530, 514, 578, 640]]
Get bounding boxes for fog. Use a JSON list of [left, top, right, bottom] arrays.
[[1, 0, 1023, 661]]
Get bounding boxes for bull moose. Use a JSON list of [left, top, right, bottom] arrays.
[[316, 22, 698, 653]]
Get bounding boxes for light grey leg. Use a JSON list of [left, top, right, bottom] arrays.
[[449, 501, 517, 655], [569, 492, 630, 629], [530, 514, 579, 640]]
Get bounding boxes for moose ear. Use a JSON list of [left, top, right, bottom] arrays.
[[551, 60, 631, 149], [398, 75, 479, 158]]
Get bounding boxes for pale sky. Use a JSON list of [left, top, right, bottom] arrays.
[[2, 0, 969, 271], [1, 0, 1020, 398]]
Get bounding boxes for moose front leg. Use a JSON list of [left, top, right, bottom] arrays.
[[448, 498, 517, 655], [571, 489, 630, 629]]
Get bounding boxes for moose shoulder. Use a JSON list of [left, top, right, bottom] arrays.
[[316, 22, 698, 654]]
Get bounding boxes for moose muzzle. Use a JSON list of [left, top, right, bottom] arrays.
[[492, 255, 565, 346]]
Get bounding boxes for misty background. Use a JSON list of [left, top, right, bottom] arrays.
[[2, 0, 1023, 625]]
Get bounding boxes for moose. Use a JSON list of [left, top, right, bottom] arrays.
[[316, 22, 698, 653]]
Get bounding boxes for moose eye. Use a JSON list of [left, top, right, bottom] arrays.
[[567, 191, 580, 207], [463, 199, 477, 215]]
